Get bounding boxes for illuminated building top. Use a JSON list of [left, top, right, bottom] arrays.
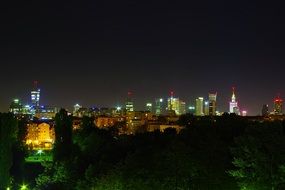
[[229, 87, 239, 114], [31, 81, 40, 107], [209, 93, 217, 116], [231, 87, 236, 103], [274, 96, 283, 115], [126, 91, 134, 112]]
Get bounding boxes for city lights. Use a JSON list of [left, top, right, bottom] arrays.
[[8, 82, 285, 119], [188, 106, 195, 110], [0, 1, 283, 190]]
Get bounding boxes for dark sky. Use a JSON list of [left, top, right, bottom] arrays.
[[0, 0, 284, 115]]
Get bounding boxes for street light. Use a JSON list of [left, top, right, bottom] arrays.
[[20, 184, 28, 190], [37, 149, 43, 155]]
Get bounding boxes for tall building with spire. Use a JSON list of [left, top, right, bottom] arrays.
[[31, 81, 40, 107], [73, 103, 82, 116], [167, 92, 179, 115], [125, 91, 134, 112], [167, 91, 186, 115], [274, 96, 283, 115], [229, 87, 239, 114]]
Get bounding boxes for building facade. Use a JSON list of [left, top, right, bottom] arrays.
[[195, 97, 204, 116], [145, 103, 153, 112], [229, 87, 239, 115], [209, 93, 217, 116], [167, 97, 186, 115], [274, 97, 283, 115], [262, 104, 269, 116], [155, 98, 164, 115]]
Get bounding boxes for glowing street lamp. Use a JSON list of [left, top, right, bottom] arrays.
[[37, 149, 43, 155], [20, 184, 28, 190]]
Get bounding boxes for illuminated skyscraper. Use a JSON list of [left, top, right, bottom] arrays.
[[145, 103, 153, 112], [167, 97, 180, 115], [262, 104, 269, 116], [209, 93, 217, 116], [274, 96, 283, 115], [10, 99, 31, 116], [73, 103, 82, 115], [31, 81, 40, 107], [179, 101, 186, 115], [204, 101, 209, 116], [167, 92, 186, 115], [229, 87, 239, 114], [10, 99, 23, 115], [195, 97, 204, 116], [167, 91, 175, 114], [155, 98, 164, 115], [188, 106, 195, 115], [125, 92, 134, 112]]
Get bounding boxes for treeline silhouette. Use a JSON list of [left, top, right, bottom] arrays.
[[2, 110, 285, 189]]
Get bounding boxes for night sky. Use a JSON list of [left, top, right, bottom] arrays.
[[0, 1, 284, 115]]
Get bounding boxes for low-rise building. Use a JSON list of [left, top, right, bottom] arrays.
[[26, 122, 54, 149], [95, 116, 124, 128]]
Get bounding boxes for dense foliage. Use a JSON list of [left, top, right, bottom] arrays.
[[0, 113, 27, 189], [2, 111, 285, 189], [33, 113, 285, 189]]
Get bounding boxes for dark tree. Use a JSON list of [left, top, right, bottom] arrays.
[[0, 113, 18, 189], [229, 122, 285, 190], [53, 109, 73, 162], [81, 116, 95, 134], [11, 118, 28, 184]]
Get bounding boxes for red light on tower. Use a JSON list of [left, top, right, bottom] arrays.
[[274, 94, 283, 115], [274, 94, 283, 103], [127, 91, 132, 97], [274, 98, 283, 103]]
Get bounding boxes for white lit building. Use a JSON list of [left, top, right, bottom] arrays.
[[195, 97, 204, 116], [155, 98, 164, 115], [31, 89, 40, 107], [146, 103, 153, 112], [167, 96, 186, 115], [229, 87, 239, 115]]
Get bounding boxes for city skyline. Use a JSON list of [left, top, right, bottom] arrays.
[[1, 1, 284, 115], [1, 1, 285, 189], [4, 82, 284, 115]]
